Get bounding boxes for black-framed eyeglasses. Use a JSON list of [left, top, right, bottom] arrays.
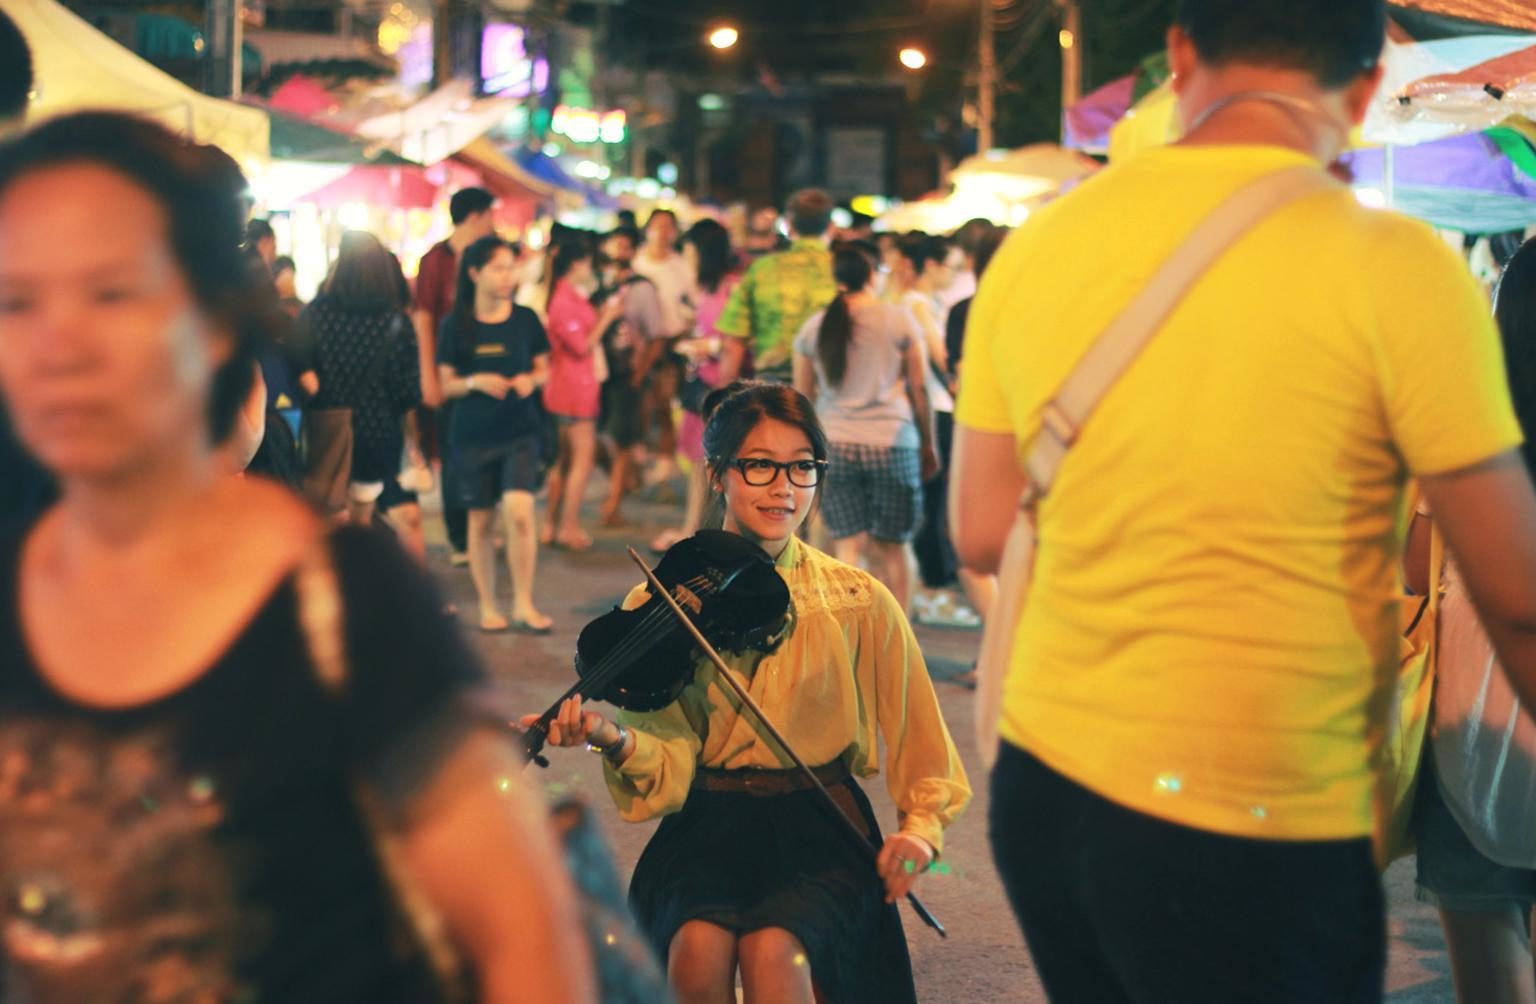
[[728, 457, 828, 488]]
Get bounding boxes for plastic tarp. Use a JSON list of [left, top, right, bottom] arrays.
[[1343, 130, 1536, 232], [876, 145, 1099, 233], [1064, 75, 1136, 155], [7, 0, 270, 163], [353, 80, 520, 167], [513, 148, 618, 209]]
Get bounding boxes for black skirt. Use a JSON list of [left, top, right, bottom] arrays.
[[627, 771, 917, 1004]]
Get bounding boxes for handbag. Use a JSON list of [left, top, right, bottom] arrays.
[[292, 543, 673, 1004], [1378, 517, 1443, 866], [973, 166, 1341, 767]]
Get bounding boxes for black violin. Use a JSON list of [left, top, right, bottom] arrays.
[[520, 530, 792, 766]]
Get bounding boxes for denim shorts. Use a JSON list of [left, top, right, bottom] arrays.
[[451, 435, 543, 509], [1413, 758, 1536, 912]]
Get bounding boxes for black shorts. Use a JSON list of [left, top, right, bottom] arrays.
[[602, 381, 645, 448], [989, 743, 1385, 1004], [450, 435, 543, 509]]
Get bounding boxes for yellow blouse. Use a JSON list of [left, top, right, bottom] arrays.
[[604, 536, 971, 854]]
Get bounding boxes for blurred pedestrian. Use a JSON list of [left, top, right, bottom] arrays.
[[436, 236, 554, 634], [294, 231, 421, 529], [412, 186, 496, 566], [718, 189, 837, 385], [541, 239, 626, 551], [794, 245, 938, 613], [953, 1, 1536, 999], [596, 227, 668, 526], [1407, 237, 1536, 1004], [633, 209, 693, 488], [0, 110, 593, 1004], [651, 218, 741, 553], [741, 205, 787, 264]]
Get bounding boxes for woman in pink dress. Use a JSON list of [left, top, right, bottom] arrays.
[[541, 240, 625, 550]]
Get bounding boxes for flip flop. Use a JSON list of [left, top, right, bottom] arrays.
[[555, 530, 594, 552], [510, 616, 554, 636]]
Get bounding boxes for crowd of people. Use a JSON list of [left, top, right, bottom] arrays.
[[4, 0, 1536, 1003]]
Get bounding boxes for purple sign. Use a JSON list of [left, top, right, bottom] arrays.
[[481, 23, 549, 98]]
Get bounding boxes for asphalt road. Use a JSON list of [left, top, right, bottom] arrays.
[[420, 485, 1457, 1003]]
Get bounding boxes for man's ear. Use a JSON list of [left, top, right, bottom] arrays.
[[1343, 64, 1387, 127], [1167, 26, 1198, 95]]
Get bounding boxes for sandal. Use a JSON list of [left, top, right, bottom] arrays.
[[478, 612, 510, 633], [510, 614, 554, 635]]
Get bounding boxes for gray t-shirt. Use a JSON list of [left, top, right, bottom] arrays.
[[794, 300, 920, 449]]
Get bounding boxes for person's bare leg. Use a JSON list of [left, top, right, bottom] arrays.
[[466, 507, 504, 629], [868, 537, 912, 613], [503, 490, 550, 629], [833, 533, 866, 569], [654, 462, 712, 551], [382, 501, 426, 564], [738, 927, 815, 1004], [958, 567, 996, 621], [557, 421, 596, 548], [348, 498, 377, 529], [603, 447, 637, 525], [1439, 906, 1536, 1004], [542, 425, 570, 546], [667, 920, 738, 1004]]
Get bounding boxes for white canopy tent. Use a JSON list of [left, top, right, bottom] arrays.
[[6, 0, 270, 163]]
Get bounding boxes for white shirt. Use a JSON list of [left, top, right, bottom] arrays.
[[633, 248, 696, 338]]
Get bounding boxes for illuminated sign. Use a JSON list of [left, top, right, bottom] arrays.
[[481, 24, 550, 98], [551, 105, 627, 145]]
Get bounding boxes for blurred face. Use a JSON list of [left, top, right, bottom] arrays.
[[715, 416, 819, 554], [273, 266, 297, 299], [924, 254, 956, 291], [0, 163, 229, 479], [646, 214, 678, 249], [567, 255, 595, 288], [602, 235, 635, 269], [470, 246, 517, 302], [750, 208, 779, 237]]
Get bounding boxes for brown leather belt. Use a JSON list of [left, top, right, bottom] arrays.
[[691, 760, 851, 796]]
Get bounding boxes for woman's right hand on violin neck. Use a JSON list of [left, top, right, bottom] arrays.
[[519, 696, 617, 750]]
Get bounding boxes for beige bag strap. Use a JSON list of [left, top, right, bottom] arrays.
[[1024, 165, 1339, 499], [975, 165, 1340, 766]]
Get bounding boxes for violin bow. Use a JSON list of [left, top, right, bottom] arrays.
[[626, 548, 947, 939]]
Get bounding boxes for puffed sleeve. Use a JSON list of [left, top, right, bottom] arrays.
[[601, 584, 707, 821], [862, 580, 971, 854]]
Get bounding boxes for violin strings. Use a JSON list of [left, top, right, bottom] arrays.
[[564, 573, 720, 708]]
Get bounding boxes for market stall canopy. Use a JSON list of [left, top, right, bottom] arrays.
[[267, 74, 344, 120], [1390, 1, 1536, 33], [297, 164, 442, 210], [513, 148, 619, 209], [353, 80, 520, 166], [262, 107, 414, 165], [452, 138, 562, 230], [8, 0, 270, 163], [1342, 129, 1536, 231], [949, 145, 1100, 202], [1064, 75, 1136, 155], [1367, 27, 1536, 143]]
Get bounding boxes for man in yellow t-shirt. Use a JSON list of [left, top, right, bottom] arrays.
[[953, 1, 1536, 1001]]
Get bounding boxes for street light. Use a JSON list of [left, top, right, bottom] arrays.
[[708, 26, 740, 50], [899, 47, 928, 70]]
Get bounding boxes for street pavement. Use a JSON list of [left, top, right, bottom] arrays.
[[419, 483, 1457, 1003]]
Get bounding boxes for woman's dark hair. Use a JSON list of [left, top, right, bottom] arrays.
[[973, 228, 1007, 281], [386, 251, 411, 311], [272, 254, 297, 277], [1, 10, 34, 123], [897, 232, 952, 276], [685, 218, 735, 294], [1493, 237, 1536, 479], [816, 246, 876, 389], [701, 382, 830, 526], [245, 217, 275, 247], [542, 238, 591, 312], [324, 230, 403, 313], [0, 112, 274, 443], [449, 235, 516, 371], [1175, 0, 1384, 90]]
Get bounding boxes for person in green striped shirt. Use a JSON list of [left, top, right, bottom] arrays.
[[718, 189, 837, 384]]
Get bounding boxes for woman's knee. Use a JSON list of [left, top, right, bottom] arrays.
[[737, 926, 808, 973], [668, 922, 737, 996]]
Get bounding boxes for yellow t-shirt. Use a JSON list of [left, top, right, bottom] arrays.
[[957, 144, 1522, 841]]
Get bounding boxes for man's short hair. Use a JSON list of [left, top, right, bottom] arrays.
[[786, 189, 834, 238], [604, 227, 640, 249], [1175, 0, 1385, 89], [449, 187, 495, 225], [645, 208, 678, 230], [0, 11, 34, 121], [245, 217, 275, 246]]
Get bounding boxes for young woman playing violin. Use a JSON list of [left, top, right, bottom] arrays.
[[523, 381, 971, 1004]]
